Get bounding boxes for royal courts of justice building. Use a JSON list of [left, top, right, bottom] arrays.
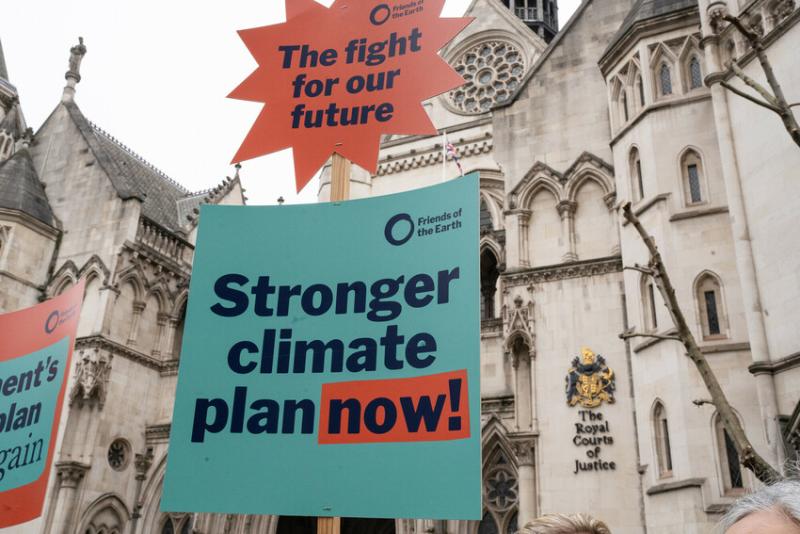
[[0, 0, 798, 531]]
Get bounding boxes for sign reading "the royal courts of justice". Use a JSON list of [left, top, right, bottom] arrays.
[[162, 175, 481, 520]]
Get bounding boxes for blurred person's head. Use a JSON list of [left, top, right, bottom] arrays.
[[518, 513, 611, 534], [718, 480, 800, 534]]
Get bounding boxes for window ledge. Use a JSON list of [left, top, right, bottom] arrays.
[[646, 477, 705, 496], [670, 205, 729, 222], [700, 342, 750, 354]]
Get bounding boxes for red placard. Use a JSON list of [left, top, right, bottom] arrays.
[[229, 0, 472, 192], [0, 281, 84, 528]]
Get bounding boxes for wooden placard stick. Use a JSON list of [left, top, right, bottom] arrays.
[[318, 151, 350, 534], [330, 152, 351, 203]]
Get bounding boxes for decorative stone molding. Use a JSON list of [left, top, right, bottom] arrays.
[[77, 335, 161, 371], [481, 396, 515, 417], [70, 347, 111, 408], [503, 256, 623, 288], [510, 436, 536, 466], [146, 423, 171, 444], [556, 200, 577, 217], [55, 461, 90, 489], [134, 448, 154, 480], [749, 351, 800, 375], [504, 295, 535, 361], [376, 137, 493, 176]]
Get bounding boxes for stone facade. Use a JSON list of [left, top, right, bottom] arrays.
[[1, 0, 799, 530]]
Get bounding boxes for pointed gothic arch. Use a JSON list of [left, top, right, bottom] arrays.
[[76, 493, 130, 534], [481, 419, 520, 534], [693, 270, 728, 340]]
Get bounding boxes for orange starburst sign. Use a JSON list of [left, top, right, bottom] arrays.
[[229, 0, 472, 192]]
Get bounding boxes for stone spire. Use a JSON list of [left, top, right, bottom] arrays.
[[62, 37, 87, 103]]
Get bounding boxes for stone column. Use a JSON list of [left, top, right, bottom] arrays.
[[127, 301, 145, 346], [511, 439, 537, 528], [604, 192, 621, 255], [704, 5, 782, 466], [504, 209, 531, 269], [517, 210, 531, 268], [557, 200, 577, 262], [153, 312, 170, 358], [163, 316, 180, 360], [50, 461, 90, 534], [511, 339, 536, 433]]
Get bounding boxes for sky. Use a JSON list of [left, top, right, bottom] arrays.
[[0, 0, 579, 205]]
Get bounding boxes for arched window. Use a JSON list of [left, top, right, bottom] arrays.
[[659, 63, 673, 96], [629, 148, 644, 202], [172, 303, 187, 359], [480, 198, 493, 232], [160, 515, 191, 534], [642, 277, 658, 331], [480, 248, 500, 321], [689, 56, 703, 89], [635, 74, 645, 108], [714, 413, 744, 494], [653, 401, 673, 477], [696, 273, 726, 339], [482, 444, 519, 534], [680, 149, 706, 205], [620, 90, 629, 122]]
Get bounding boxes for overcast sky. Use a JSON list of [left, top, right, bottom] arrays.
[[0, 0, 579, 205]]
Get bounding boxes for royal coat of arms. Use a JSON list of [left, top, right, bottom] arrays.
[[565, 348, 615, 408]]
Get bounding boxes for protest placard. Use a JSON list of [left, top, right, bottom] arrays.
[[0, 281, 84, 528], [229, 0, 471, 191], [162, 174, 480, 520]]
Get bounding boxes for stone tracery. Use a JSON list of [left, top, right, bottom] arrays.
[[449, 40, 526, 114]]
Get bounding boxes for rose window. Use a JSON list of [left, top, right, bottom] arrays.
[[449, 40, 526, 114], [107, 438, 131, 471]]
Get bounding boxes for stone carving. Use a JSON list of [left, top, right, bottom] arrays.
[[66, 37, 87, 81], [70, 348, 111, 407], [565, 347, 615, 408], [504, 256, 623, 287], [511, 438, 536, 466], [56, 461, 89, 489], [504, 295, 535, 363]]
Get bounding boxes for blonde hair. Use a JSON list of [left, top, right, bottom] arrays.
[[519, 513, 612, 534]]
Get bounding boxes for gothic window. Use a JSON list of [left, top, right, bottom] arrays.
[[481, 248, 500, 321], [696, 273, 726, 339], [642, 278, 658, 331], [480, 198, 493, 231], [107, 439, 131, 471], [689, 56, 703, 89], [714, 413, 745, 494], [81, 499, 127, 534], [636, 74, 645, 108], [680, 149, 706, 205], [172, 303, 187, 359], [621, 90, 629, 122], [482, 445, 519, 534], [448, 39, 526, 114], [161, 515, 191, 534], [658, 63, 673, 96], [653, 401, 673, 477], [629, 148, 644, 201]]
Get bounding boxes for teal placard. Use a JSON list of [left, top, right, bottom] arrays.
[[162, 174, 480, 520], [0, 337, 69, 492]]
